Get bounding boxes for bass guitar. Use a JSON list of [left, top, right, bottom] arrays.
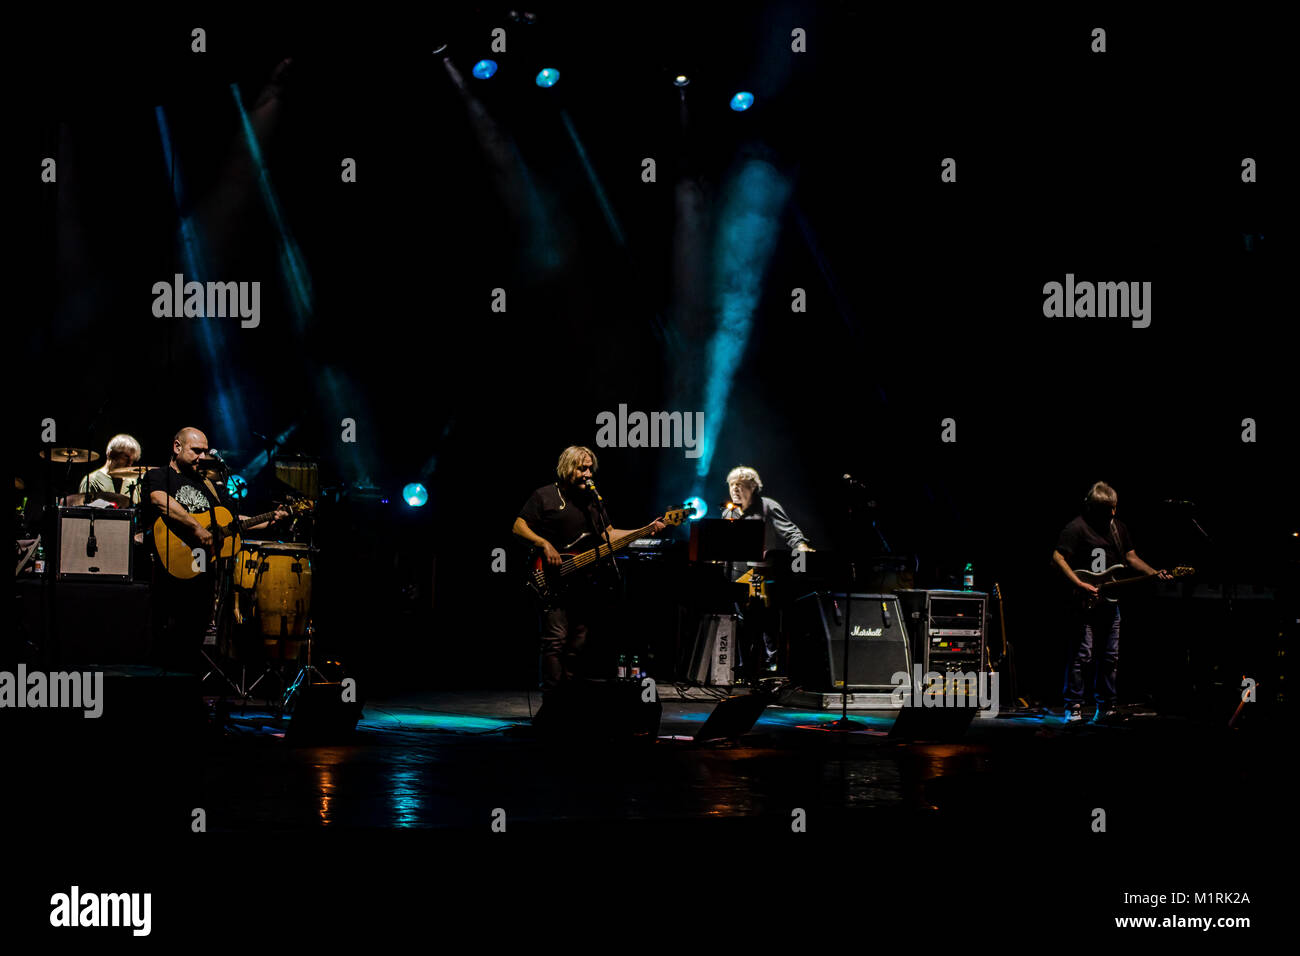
[[1073, 564, 1194, 609], [154, 500, 313, 580], [527, 507, 689, 602]]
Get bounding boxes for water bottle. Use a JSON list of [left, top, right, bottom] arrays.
[[617, 653, 629, 680], [630, 655, 642, 680], [33, 543, 46, 575], [962, 562, 974, 591]]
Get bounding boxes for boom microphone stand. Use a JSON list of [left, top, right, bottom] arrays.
[[825, 480, 886, 731]]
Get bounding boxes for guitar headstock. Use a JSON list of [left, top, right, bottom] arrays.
[[661, 507, 690, 527], [286, 498, 315, 516], [1168, 566, 1195, 580]]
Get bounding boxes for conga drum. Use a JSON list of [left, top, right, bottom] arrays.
[[248, 542, 314, 661]]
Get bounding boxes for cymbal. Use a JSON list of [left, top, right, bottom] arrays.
[[14, 477, 24, 490], [63, 491, 133, 509], [40, 447, 100, 463], [108, 465, 155, 479]]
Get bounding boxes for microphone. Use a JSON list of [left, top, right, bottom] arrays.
[[585, 479, 602, 501], [87, 514, 97, 557], [880, 599, 891, 629]]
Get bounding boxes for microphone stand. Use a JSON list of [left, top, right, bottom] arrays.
[[826, 482, 878, 731]]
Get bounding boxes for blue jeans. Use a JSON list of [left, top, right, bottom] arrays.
[[1063, 603, 1121, 708]]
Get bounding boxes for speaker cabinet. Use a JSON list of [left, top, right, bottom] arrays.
[[789, 592, 911, 691], [56, 506, 134, 582]]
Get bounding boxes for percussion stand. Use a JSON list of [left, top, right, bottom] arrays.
[[200, 554, 249, 702], [280, 618, 325, 718], [236, 556, 293, 714]]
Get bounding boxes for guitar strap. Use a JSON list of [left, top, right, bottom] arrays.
[[1108, 518, 1123, 558], [202, 477, 222, 504]]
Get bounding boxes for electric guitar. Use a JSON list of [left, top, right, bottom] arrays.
[[736, 567, 770, 607], [153, 500, 313, 580], [1073, 564, 1195, 609], [526, 507, 690, 602]]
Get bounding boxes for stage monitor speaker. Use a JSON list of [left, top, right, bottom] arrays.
[[284, 661, 364, 741], [533, 679, 662, 740], [57, 506, 133, 581], [694, 692, 770, 741], [888, 703, 977, 740], [790, 592, 911, 691]]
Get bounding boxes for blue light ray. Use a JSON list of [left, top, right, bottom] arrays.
[[231, 83, 314, 328], [694, 158, 793, 478]]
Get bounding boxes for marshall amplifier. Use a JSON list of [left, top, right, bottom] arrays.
[[895, 589, 987, 671], [56, 506, 134, 582], [788, 592, 911, 691]]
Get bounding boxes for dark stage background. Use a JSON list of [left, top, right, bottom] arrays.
[[21, 7, 1294, 704]]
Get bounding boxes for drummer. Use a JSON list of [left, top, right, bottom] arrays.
[[78, 433, 144, 505]]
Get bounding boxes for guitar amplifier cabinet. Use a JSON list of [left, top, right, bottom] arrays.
[[788, 592, 911, 691], [56, 506, 134, 582], [895, 589, 986, 672]]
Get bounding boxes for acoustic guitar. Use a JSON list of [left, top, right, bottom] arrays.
[[153, 500, 312, 580]]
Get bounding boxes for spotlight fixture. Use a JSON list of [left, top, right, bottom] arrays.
[[535, 68, 560, 88], [226, 475, 249, 499], [673, 74, 690, 87], [685, 496, 707, 520], [472, 59, 498, 79], [729, 91, 754, 111], [431, 43, 449, 56], [402, 483, 428, 507]]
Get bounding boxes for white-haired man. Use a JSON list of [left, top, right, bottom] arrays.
[[78, 433, 144, 504], [513, 445, 665, 695], [723, 465, 813, 677]]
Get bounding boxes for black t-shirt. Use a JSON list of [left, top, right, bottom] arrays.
[[141, 466, 236, 531], [518, 483, 608, 553], [1055, 515, 1134, 571]]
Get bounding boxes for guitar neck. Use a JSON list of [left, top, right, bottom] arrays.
[[235, 511, 277, 533], [564, 521, 661, 574]]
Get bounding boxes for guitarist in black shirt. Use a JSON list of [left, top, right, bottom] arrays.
[[512, 445, 665, 695], [143, 427, 287, 670], [1051, 481, 1170, 723]]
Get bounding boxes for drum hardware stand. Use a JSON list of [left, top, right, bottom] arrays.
[[280, 619, 324, 718]]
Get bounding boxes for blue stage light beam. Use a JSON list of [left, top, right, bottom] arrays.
[[559, 110, 626, 247], [443, 57, 564, 275], [694, 158, 793, 479], [231, 83, 314, 329], [154, 105, 245, 452], [235, 423, 298, 485]]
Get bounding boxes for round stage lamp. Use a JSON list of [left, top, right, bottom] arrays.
[[535, 68, 560, 88], [685, 496, 707, 520], [673, 74, 690, 87], [226, 475, 248, 499], [729, 91, 754, 111], [472, 59, 498, 79], [402, 483, 428, 507]]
